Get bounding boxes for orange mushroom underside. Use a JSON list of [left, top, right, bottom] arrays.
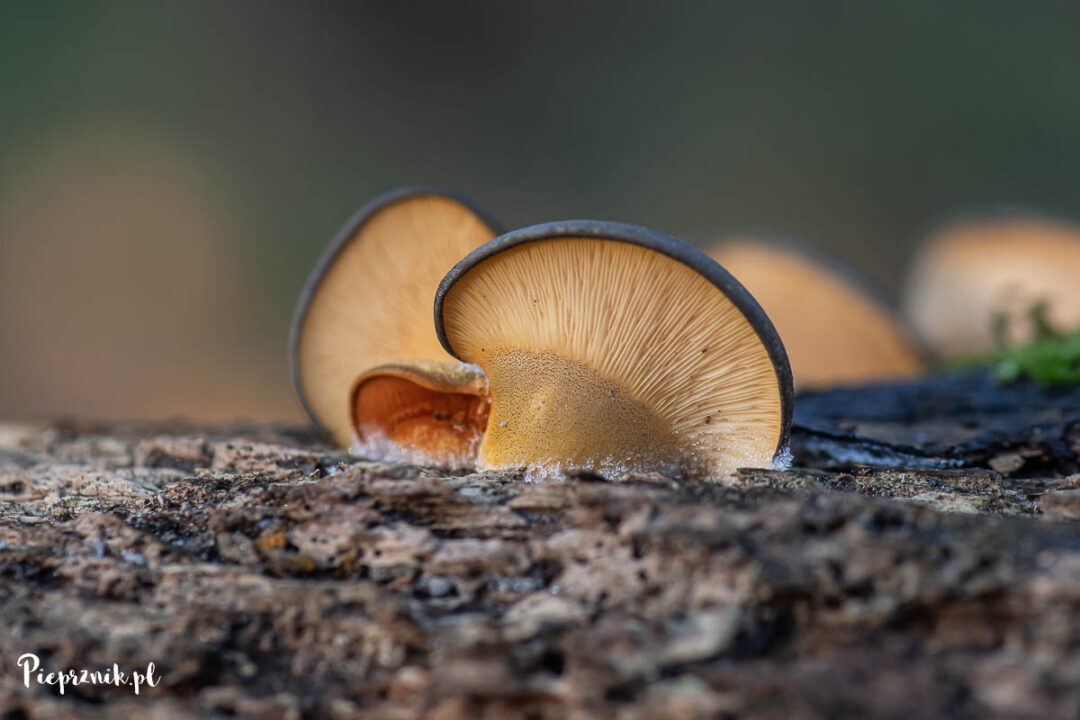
[[351, 373, 490, 467]]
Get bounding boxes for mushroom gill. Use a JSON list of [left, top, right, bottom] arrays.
[[290, 187, 499, 463], [435, 221, 793, 479], [709, 238, 924, 389]]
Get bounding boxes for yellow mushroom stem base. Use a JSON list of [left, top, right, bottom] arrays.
[[475, 349, 708, 479], [350, 362, 490, 469]]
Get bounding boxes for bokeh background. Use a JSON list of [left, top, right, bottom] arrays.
[[3, 1, 1080, 422]]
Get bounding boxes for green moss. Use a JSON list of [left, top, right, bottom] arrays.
[[991, 302, 1080, 385]]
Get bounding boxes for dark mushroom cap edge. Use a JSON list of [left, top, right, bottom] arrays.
[[288, 185, 504, 435], [433, 220, 795, 463]]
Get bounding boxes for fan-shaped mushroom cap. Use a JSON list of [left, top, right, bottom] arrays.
[[435, 221, 793, 479], [709, 238, 924, 389], [903, 213, 1080, 357], [290, 187, 500, 448]]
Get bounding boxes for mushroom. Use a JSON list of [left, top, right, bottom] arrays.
[[902, 212, 1080, 357], [349, 359, 490, 467], [290, 187, 499, 464], [434, 221, 793, 479], [707, 237, 924, 389]]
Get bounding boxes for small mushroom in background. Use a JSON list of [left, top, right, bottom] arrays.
[[290, 187, 499, 466], [707, 238, 924, 389], [434, 221, 793, 480], [902, 212, 1080, 358]]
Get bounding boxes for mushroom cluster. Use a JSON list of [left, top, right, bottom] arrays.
[[294, 189, 1080, 477], [292, 189, 1080, 478], [291, 190, 793, 480]]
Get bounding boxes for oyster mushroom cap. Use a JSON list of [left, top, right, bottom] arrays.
[[434, 221, 793, 479], [350, 360, 490, 468], [903, 213, 1080, 358], [709, 238, 924, 389], [290, 187, 500, 447]]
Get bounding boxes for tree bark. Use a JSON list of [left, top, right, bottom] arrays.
[[0, 371, 1078, 718]]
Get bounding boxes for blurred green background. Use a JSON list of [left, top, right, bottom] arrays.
[[2, 1, 1080, 421]]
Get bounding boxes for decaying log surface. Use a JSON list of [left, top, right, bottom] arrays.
[[793, 370, 1080, 475], [1, 372, 1079, 719]]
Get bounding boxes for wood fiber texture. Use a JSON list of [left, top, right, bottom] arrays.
[[0, 372, 1078, 718]]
